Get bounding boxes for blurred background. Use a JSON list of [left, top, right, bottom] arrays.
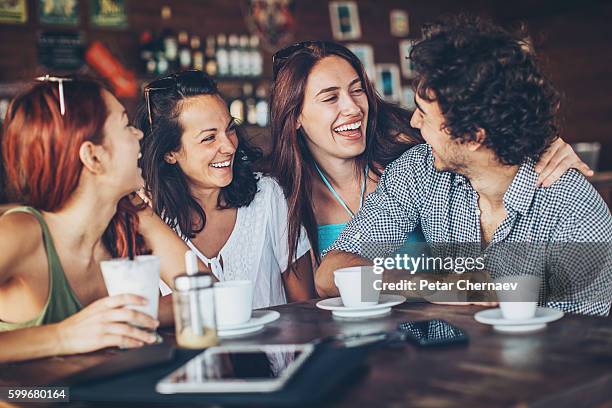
[[0, 0, 610, 206]]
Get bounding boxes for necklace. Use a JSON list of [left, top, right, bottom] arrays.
[[314, 162, 369, 217]]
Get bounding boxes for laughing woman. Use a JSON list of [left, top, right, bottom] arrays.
[[136, 70, 315, 308], [0, 78, 192, 363]]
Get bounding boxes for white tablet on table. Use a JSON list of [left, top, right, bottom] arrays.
[[156, 343, 315, 394]]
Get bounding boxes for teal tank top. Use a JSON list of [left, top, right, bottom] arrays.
[[313, 163, 426, 256], [317, 223, 348, 256], [317, 223, 426, 256]]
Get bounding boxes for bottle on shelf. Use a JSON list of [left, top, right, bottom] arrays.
[[178, 30, 192, 71], [228, 34, 240, 78], [216, 34, 229, 77], [255, 85, 269, 127], [156, 52, 169, 76], [191, 35, 204, 71], [0, 98, 10, 124], [160, 5, 172, 20], [239, 35, 250, 77], [243, 83, 257, 126], [249, 35, 263, 78], [229, 93, 245, 124], [151, 6, 174, 76], [162, 29, 178, 72], [205, 35, 218, 77], [139, 30, 157, 76]]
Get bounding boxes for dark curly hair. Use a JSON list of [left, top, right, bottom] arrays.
[[410, 14, 561, 165], [136, 70, 261, 239]]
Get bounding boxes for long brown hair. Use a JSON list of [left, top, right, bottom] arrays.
[[2, 78, 145, 257], [270, 41, 421, 264]]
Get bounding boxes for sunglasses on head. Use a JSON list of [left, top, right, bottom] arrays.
[[143, 69, 203, 131], [36, 75, 73, 116], [272, 41, 322, 79]]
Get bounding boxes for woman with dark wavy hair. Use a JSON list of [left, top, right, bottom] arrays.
[[0, 77, 191, 363], [271, 41, 426, 266], [137, 70, 314, 308], [270, 40, 592, 273]]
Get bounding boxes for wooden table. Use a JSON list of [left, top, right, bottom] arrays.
[[1, 300, 611, 407]]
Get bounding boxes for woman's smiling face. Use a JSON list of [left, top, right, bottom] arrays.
[[100, 90, 145, 194], [165, 94, 239, 191], [297, 55, 369, 163]]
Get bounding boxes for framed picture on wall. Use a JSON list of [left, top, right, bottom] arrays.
[[375, 64, 401, 102], [39, 0, 79, 25], [390, 10, 409, 37], [347, 44, 375, 81], [399, 39, 417, 79], [0, 0, 28, 24], [401, 86, 416, 110], [38, 31, 85, 70], [329, 1, 361, 41], [90, 0, 128, 28]]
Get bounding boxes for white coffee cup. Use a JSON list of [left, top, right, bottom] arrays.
[[100, 255, 161, 319], [499, 302, 537, 320], [213, 280, 253, 326], [334, 266, 381, 308], [495, 275, 540, 320]]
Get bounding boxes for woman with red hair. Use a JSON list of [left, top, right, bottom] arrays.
[[0, 77, 191, 363]]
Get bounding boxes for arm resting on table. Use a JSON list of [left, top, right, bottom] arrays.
[[0, 324, 63, 363], [315, 250, 372, 297]]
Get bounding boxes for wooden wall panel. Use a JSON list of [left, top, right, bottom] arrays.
[[0, 0, 610, 174], [492, 0, 612, 170]]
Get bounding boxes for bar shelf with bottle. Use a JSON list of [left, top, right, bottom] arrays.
[[138, 28, 270, 130], [139, 29, 265, 81]]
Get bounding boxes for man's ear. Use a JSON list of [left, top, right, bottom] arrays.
[[466, 128, 486, 152], [164, 151, 177, 164], [79, 141, 104, 174]]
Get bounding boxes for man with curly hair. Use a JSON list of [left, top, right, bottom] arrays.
[[316, 15, 611, 316]]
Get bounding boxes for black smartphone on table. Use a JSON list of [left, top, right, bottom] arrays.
[[398, 319, 469, 347]]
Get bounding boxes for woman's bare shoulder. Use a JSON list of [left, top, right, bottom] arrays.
[[0, 210, 43, 243], [0, 211, 44, 281]]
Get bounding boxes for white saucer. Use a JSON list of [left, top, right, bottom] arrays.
[[217, 310, 280, 337], [474, 307, 563, 332], [316, 294, 406, 318]]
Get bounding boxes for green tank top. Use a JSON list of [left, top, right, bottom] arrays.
[[0, 206, 82, 331]]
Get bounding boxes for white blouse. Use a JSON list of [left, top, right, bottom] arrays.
[[166, 175, 311, 309]]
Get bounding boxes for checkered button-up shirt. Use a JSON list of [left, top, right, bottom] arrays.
[[328, 144, 612, 316]]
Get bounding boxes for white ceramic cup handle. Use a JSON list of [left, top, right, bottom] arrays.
[[334, 276, 340, 288]]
